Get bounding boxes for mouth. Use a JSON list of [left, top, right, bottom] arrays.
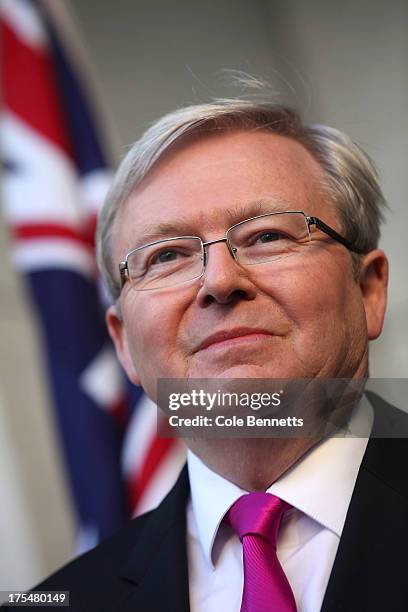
[[195, 327, 275, 353]]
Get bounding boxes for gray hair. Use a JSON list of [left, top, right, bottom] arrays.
[[96, 97, 387, 302]]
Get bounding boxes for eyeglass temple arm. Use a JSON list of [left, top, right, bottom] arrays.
[[307, 216, 365, 255], [119, 261, 128, 288]]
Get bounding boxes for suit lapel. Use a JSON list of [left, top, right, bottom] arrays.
[[321, 396, 408, 611], [118, 466, 191, 612]]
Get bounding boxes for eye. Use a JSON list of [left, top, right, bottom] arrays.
[[256, 231, 285, 243], [250, 230, 293, 246], [150, 248, 183, 265]]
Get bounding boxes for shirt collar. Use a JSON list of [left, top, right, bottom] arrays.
[[187, 394, 373, 569]]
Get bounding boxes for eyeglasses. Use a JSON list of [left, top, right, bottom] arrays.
[[119, 210, 365, 292]]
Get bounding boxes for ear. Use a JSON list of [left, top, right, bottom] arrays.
[[358, 249, 388, 340], [106, 304, 142, 386]]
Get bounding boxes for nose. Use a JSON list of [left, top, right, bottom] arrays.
[[196, 239, 257, 307]]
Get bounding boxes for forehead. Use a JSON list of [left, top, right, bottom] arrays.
[[115, 130, 332, 256]]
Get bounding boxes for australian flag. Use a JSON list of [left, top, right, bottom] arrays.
[[0, 0, 137, 552]]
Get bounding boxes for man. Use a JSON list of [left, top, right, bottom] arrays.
[[13, 95, 408, 611]]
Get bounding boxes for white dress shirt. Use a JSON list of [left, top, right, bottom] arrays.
[[186, 395, 374, 612]]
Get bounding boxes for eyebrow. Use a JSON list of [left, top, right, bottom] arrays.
[[225, 199, 292, 225], [133, 198, 294, 246]]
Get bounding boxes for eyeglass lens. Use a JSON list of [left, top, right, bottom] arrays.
[[126, 212, 310, 290]]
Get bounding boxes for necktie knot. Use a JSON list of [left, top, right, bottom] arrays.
[[226, 492, 291, 547]]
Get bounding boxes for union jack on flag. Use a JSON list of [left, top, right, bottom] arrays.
[[0, 0, 185, 555]]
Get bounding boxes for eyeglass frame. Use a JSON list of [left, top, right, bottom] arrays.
[[118, 210, 366, 292]]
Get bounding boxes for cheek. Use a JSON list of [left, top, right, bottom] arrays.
[[129, 305, 168, 366], [255, 255, 363, 362], [122, 288, 191, 386], [255, 256, 343, 323]]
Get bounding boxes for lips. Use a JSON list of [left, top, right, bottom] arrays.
[[195, 327, 274, 352]]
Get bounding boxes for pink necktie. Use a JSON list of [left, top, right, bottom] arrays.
[[226, 492, 297, 612]]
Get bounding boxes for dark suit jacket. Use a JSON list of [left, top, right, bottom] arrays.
[[3, 392, 408, 611]]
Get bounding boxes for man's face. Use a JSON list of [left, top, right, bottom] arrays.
[[108, 130, 386, 400]]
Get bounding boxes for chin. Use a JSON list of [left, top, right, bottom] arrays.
[[187, 350, 310, 379], [187, 363, 283, 379], [216, 365, 271, 379]]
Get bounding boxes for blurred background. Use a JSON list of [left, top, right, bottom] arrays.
[[0, 0, 407, 592]]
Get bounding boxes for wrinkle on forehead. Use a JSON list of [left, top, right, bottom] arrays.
[[114, 130, 337, 259], [122, 198, 301, 249]]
